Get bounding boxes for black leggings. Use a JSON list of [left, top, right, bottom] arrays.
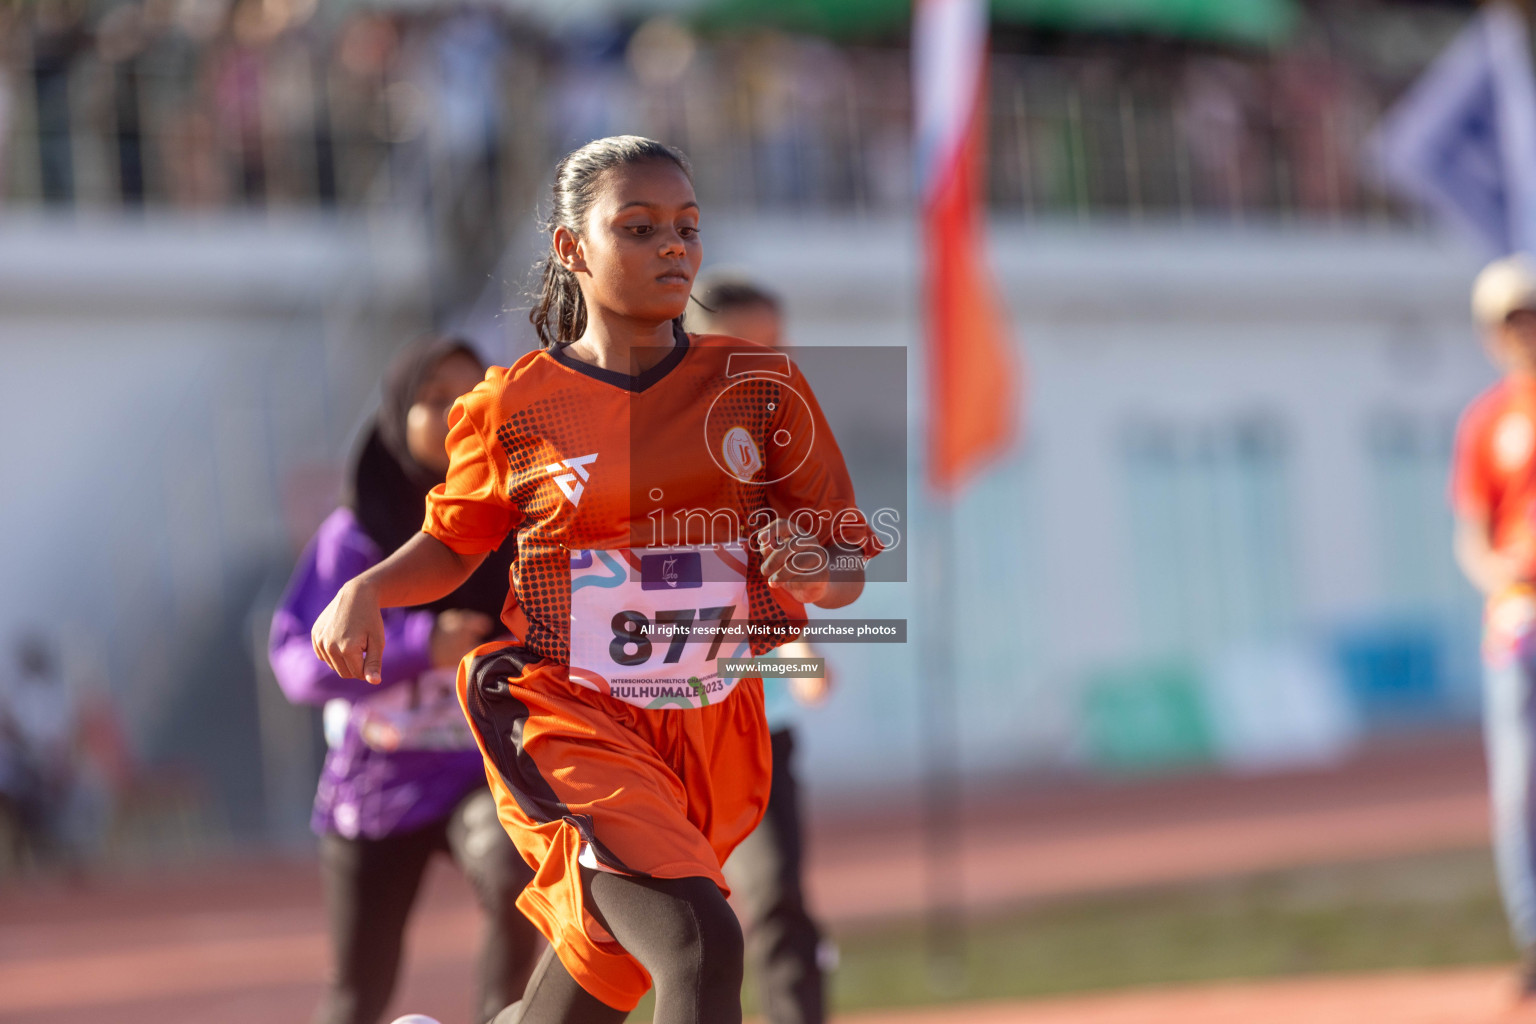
[[726, 727, 825, 1024], [493, 870, 744, 1024], [315, 789, 542, 1024]]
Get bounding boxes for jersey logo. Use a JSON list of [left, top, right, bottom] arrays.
[[721, 426, 763, 479], [546, 453, 599, 506], [641, 551, 702, 590]]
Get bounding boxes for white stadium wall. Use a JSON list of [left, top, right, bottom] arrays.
[[0, 213, 432, 838], [706, 217, 1493, 792]]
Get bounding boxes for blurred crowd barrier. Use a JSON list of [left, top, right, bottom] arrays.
[[0, 2, 1456, 256]]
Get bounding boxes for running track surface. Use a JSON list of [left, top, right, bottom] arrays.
[[0, 732, 1505, 1024]]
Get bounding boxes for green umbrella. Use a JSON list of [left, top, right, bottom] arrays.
[[693, 0, 1298, 46], [994, 0, 1297, 47], [692, 0, 907, 37]]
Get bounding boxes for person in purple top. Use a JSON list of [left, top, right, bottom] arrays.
[[270, 335, 542, 1024]]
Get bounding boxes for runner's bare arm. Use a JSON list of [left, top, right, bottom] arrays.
[[1454, 514, 1527, 596], [313, 532, 489, 684], [755, 517, 866, 609]]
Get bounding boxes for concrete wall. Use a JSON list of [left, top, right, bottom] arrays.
[[704, 217, 1494, 789], [0, 212, 432, 836]]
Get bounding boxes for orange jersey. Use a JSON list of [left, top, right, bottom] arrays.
[[1453, 378, 1536, 577], [423, 327, 881, 710]]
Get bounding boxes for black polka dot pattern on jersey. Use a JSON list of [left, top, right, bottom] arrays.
[[491, 355, 816, 670]]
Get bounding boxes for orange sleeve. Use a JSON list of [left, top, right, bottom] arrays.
[[766, 362, 883, 560], [1451, 401, 1493, 521], [423, 377, 521, 555]]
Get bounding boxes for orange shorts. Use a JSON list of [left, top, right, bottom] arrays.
[[457, 641, 771, 1011]]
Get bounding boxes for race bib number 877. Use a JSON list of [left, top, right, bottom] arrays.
[[568, 544, 752, 709]]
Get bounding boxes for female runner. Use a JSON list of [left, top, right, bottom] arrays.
[[313, 136, 880, 1024]]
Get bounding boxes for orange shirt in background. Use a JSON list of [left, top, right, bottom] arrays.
[[1453, 378, 1536, 581], [1456, 380, 1536, 580]]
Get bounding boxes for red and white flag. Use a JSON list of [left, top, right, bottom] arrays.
[[914, 0, 1018, 493]]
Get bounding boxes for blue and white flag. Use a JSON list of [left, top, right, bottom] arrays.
[[1373, 3, 1536, 255]]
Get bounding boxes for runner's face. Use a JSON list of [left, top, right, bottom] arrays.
[[406, 350, 483, 474], [1495, 309, 1536, 375], [570, 160, 701, 327]]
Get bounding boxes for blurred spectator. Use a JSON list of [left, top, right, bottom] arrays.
[[30, 0, 89, 205], [98, 1, 148, 205], [626, 16, 696, 159], [550, 20, 636, 153], [431, 7, 505, 208], [214, 0, 274, 204], [142, 0, 226, 207], [0, 8, 16, 203], [329, 12, 400, 203], [1452, 254, 1536, 1007], [259, 0, 326, 206], [1177, 57, 1265, 214], [423, 8, 510, 305], [0, 634, 82, 869], [739, 33, 816, 206], [1271, 34, 1369, 217], [268, 335, 540, 1024]]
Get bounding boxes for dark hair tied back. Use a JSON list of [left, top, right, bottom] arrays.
[[530, 135, 694, 349]]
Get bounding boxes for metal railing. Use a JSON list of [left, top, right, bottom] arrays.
[[1, 15, 1420, 229]]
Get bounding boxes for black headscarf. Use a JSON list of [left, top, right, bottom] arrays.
[[347, 335, 515, 619]]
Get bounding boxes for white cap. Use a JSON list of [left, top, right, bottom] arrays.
[[1473, 253, 1536, 327]]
